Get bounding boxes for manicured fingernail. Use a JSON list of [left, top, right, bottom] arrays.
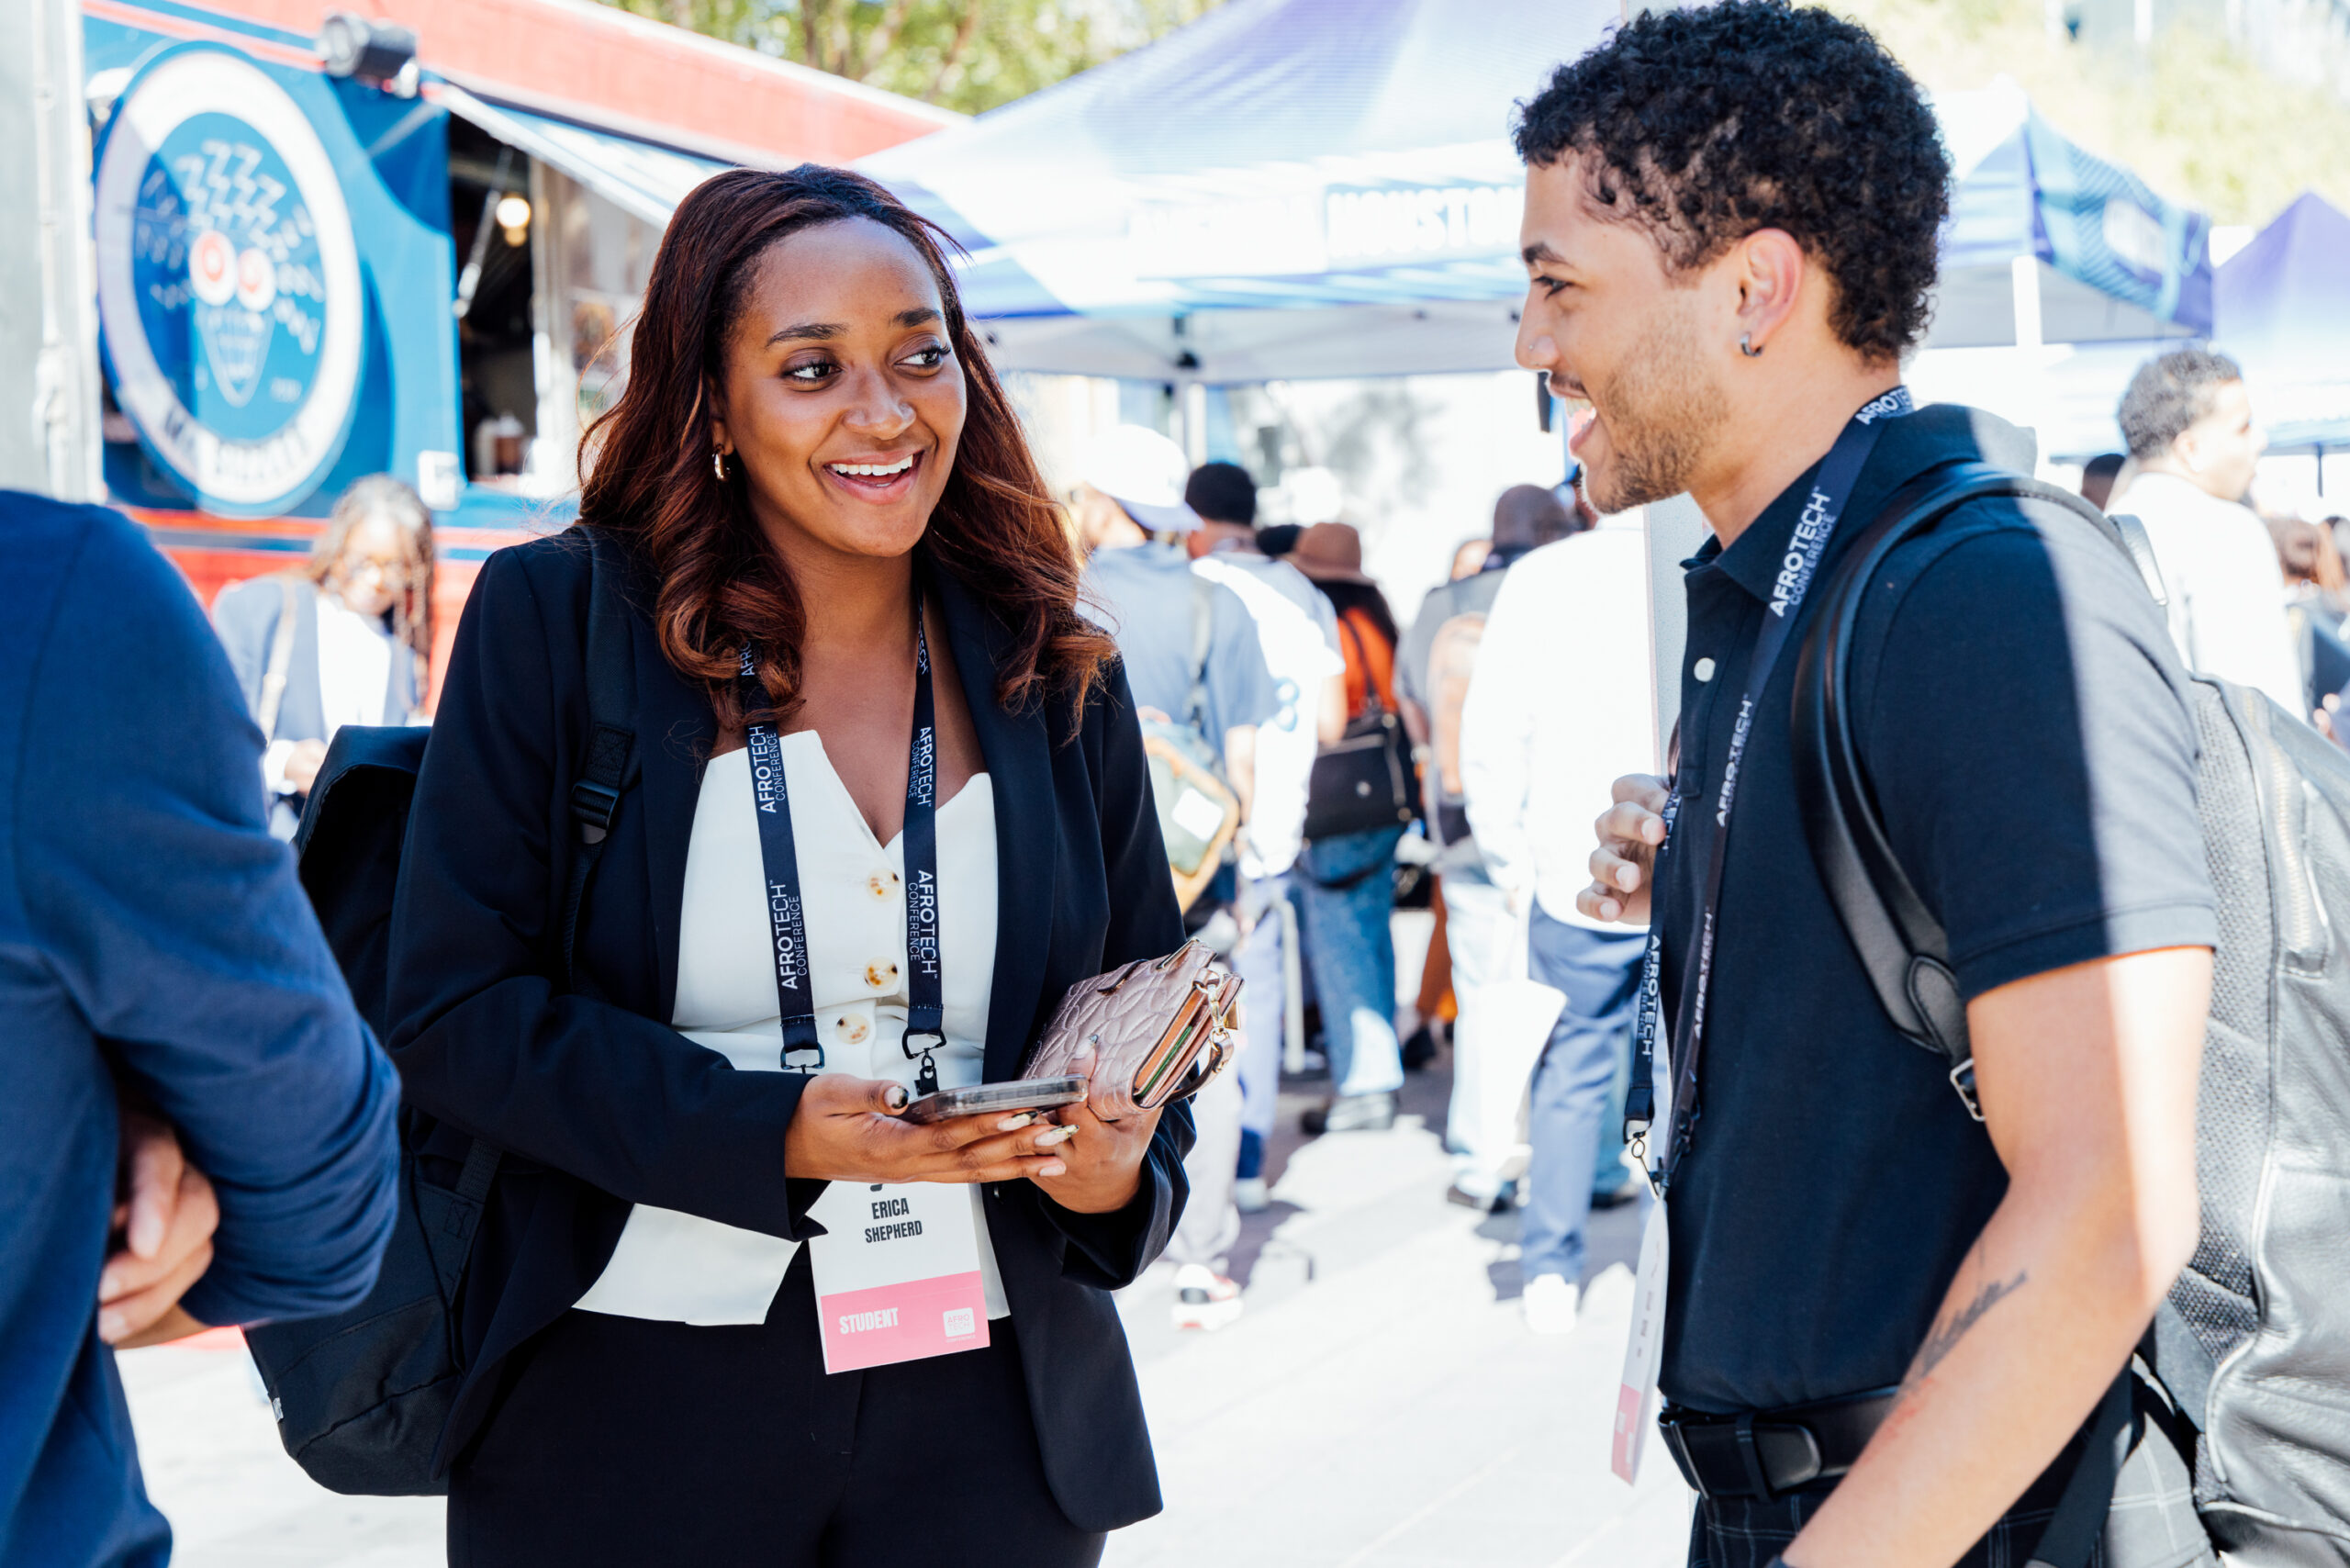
[[998, 1114, 1035, 1132], [98, 1310, 127, 1344], [1036, 1126, 1074, 1147], [884, 1086, 909, 1110], [129, 1216, 162, 1257], [98, 1268, 122, 1301], [1038, 1161, 1067, 1177]]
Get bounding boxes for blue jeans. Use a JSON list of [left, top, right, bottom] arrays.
[[1290, 824, 1405, 1097], [1523, 907, 1646, 1282]]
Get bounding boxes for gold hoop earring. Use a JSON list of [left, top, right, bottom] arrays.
[[712, 447, 732, 482], [1739, 334, 1763, 358]]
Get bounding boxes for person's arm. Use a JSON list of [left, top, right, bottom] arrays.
[[1035, 658, 1194, 1289], [1459, 575, 1538, 905], [1395, 593, 1438, 747], [1222, 723, 1258, 823], [26, 512, 399, 1327], [1785, 949, 2205, 1565]]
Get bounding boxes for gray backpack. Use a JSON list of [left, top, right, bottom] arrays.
[[1793, 461, 2350, 1564]]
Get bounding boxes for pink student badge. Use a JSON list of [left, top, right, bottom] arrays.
[[806, 1181, 989, 1374]]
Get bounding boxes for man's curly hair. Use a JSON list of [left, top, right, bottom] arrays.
[[1514, 1, 1949, 363]]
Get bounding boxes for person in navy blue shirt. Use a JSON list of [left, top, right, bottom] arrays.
[[1520, 8, 2213, 1566], [0, 492, 401, 1567]]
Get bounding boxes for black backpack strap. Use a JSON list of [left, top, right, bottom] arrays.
[[2024, 1368, 2138, 1568], [561, 525, 641, 989], [438, 532, 641, 1217], [1792, 461, 2132, 1118]]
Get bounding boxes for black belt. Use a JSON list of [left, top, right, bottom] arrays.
[[1658, 1386, 1898, 1500]]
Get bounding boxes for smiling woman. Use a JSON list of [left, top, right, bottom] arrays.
[[581, 165, 1113, 733], [386, 165, 1192, 1567]]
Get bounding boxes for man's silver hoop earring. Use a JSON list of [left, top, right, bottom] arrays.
[[712, 448, 731, 482], [1739, 334, 1763, 358]]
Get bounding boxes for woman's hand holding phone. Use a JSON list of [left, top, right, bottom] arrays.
[[1027, 1042, 1159, 1215], [783, 1074, 1076, 1185]]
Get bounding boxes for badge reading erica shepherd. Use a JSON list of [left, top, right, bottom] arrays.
[[92, 46, 364, 518]]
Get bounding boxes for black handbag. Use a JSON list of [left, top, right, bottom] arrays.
[[1302, 619, 1419, 842], [242, 528, 638, 1495]]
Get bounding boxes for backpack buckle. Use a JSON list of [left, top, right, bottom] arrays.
[[1949, 1057, 1985, 1121], [571, 779, 621, 844]]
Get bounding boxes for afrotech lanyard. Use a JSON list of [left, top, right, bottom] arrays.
[[738, 580, 949, 1091], [1625, 386, 1914, 1194]]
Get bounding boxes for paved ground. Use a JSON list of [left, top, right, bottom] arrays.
[[119, 914, 1690, 1566]]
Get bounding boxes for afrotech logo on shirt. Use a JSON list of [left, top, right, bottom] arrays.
[[94, 46, 364, 518]]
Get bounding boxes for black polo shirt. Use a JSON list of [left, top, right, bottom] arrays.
[[1655, 402, 2216, 1414]]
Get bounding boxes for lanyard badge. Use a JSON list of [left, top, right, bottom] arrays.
[[738, 581, 948, 1088], [739, 576, 991, 1373], [1612, 386, 1913, 1484]]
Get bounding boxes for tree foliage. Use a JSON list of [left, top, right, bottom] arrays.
[[599, 0, 1224, 114], [1836, 0, 2350, 225]]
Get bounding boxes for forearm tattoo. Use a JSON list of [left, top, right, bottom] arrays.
[[1899, 1267, 2029, 1396]]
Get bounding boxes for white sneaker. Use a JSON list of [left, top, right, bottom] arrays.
[[1171, 1263, 1244, 1331], [1234, 1176, 1270, 1214], [1522, 1272, 1580, 1335]]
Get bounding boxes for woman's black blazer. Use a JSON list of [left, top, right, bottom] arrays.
[[385, 531, 1192, 1531]]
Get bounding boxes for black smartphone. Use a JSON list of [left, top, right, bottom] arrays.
[[899, 1074, 1088, 1126]]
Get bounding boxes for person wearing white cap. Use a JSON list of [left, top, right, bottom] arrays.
[[1072, 425, 1280, 1331]]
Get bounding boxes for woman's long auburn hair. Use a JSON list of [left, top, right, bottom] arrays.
[[577, 164, 1113, 730]]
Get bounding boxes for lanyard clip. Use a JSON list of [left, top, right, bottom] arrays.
[[781, 1042, 825, 1073], [902, 1026, 946, 1098]]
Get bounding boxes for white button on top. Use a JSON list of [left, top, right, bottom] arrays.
[[1694, 656, 1717, 682]]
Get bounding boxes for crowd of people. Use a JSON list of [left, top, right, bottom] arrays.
[[6, 4, 2346, 1567]]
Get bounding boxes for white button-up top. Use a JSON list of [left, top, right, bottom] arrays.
[[574, 733, 1006, 1326]]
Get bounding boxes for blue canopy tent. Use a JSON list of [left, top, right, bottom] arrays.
[[861, 0, 1614, 381], [857, 10, 2213, 382], [1930, 78, 2210, 350], [2215, 192, 2350, 457]]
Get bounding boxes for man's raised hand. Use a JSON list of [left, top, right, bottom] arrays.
[[1579, 773, 1670, 924]]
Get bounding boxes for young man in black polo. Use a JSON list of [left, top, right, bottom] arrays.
[[1520, 6, 2218, 1566]]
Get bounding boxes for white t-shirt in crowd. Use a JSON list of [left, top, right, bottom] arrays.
[[1191, 550, 1343, 879], [1460, 517, 1660, 929], [2118, 470, 2305, 718]]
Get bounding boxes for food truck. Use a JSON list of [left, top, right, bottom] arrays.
[[81, 0, 956, 688]]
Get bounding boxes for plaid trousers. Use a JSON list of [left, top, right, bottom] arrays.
[[1684, 1385, 2216, 1568]]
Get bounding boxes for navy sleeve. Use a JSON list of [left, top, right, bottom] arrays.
[[1207, 584, 1280, 736], [1037, 658, 1193, 1289], [1852, 510, 2217, 1002], [386, 546, 816, 1238], [19, 511, 398, 1327]]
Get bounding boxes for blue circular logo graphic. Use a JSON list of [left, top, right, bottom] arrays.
[[95, 48, 364, 517]]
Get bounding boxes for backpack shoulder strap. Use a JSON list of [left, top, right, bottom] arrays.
[[560, 526, 641, 988], [1792, 460, 2125, 1117], [257, 572, 301, 744], [2108, 511, 2170, 610], [1186, 571, 1215, 738]]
